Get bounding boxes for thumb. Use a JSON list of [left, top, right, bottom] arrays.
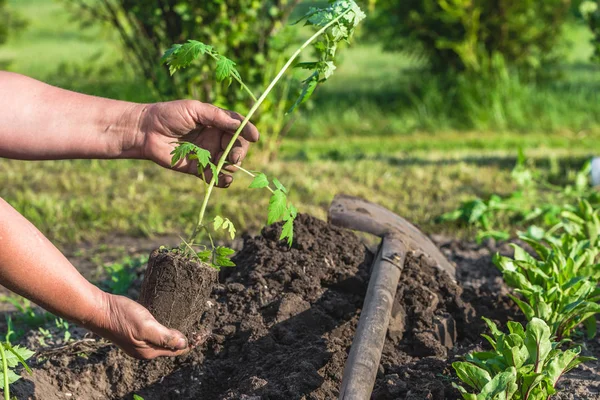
[[143, 319, 188, 351]]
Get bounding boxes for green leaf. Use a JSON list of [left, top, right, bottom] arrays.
[[452, 362, 491, 391], [215, 55, 237, 84], [2, 344, 33, 369], [525, 318, 552, 373], [215, 246, 235, 257], [171, 142, 198, 166], [213, 216, 236, 240], [213, 215, 224, 230], [249, 173, 269, 189], [268, 190, 288, 225], [214, 246, 236, 268], [170, 142, 211, 169], [272, 178, 288, 194], [480, 367, 518, 399], [0, 368, 22, 389], [133, 395, 145, 400], [5, 344, 33, 372], [288, 71, 319, 114], [196, 250, 212, 263], [162, 40, 213, 75], [583, 315, 597, 339], [519, 371, 545, 399], [280, 218, 294, 246]]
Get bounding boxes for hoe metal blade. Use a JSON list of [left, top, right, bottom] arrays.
[[328, 194, 455, 279]]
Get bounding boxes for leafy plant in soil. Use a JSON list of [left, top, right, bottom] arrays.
[[453, 318, 593, 400], [161, 0, 365, 267], [139, 1, 365, 338], [0, 323, 34, 400], [494, 236, 600, 340]]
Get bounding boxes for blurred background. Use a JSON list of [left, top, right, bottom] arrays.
[[1, 0, 600, 250]]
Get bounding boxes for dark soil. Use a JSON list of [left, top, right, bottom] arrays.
[[10, 214, 600, 399], [139, 249, 218, 340]]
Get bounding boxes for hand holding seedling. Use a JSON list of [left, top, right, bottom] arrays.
[[136, 100, 259, 187], [0, 71, 260, 359]]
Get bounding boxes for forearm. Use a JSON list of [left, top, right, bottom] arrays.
[[0, 71, 144, 160], [0, 197, 107, 326]]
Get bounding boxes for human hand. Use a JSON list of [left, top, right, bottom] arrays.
[[133, 100, 260, 187], [88, 292, 196, 359]]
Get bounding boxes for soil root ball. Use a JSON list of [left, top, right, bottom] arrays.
[[138, 249, 218, 340]]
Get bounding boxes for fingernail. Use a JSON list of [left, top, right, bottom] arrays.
[[176, 337, 188, 349]]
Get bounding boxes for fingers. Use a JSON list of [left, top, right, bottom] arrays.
[[220, 133, 250, 167], [190, 102, 260, 142], [202, 166, 234, 188]]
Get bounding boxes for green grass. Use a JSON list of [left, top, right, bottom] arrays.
[[1, 143, 597, 246]]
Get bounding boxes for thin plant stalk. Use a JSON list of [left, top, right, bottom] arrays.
[[189, 9, 351, 243], [0, 344, 8, 400]]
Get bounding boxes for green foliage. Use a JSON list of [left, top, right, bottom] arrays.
[[494, 237, 600, 340], [581, 1, 600, 62], [0, 324, 33, 400], [101, 256, 148, 296], [438, 153, 596, 243], [0, 0, 26, 47], [453, 318, 593, 400], [370, 0, 571, 75]]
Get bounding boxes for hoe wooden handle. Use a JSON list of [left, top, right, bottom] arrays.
[[338, 235, 407, 400]]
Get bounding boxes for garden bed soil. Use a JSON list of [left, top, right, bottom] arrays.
[[11, 214, 600, 399]]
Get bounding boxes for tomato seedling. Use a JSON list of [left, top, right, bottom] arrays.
[[161, 0, 365, 268]]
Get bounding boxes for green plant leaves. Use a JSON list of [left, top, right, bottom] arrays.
[[268, 190, 288, 225], [249, 173, 269, 189], [213, 216, 236, 240], [455, 318, 595, 400], [524, 318, 552, 373], [453, 362, 492, 391], [170, 142, 211, 170], [215, 55, 239, 85], [288, 71, 319, 114], [161, 40, 213, 75]]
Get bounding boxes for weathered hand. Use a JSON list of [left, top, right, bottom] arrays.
[[88, 293, 194, 359], [135, 100, 260, 187]]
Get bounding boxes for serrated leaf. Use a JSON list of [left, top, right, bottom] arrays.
[[249, 173, 269, 189], [288, 71, 319, 114], [2, 344, 33, 369], [215, 56, 237, 83], [162, 40, 213, 75], [170, 142, 199, 166], [272, 178, 287, 194], [196, 250, 212, 263], [268, 190, 288, 225], [0, 369, 21, 389], [195, 148, 211, 169], [215, 246, 235, 257], [280, 218, 294, 246], [213, 215, 224, 230]]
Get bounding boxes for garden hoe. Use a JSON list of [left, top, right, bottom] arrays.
[[328, 194, 456, 400]]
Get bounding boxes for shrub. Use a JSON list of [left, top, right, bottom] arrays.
[[65, 0, 305, 155], [370, 0, 571, 75]]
